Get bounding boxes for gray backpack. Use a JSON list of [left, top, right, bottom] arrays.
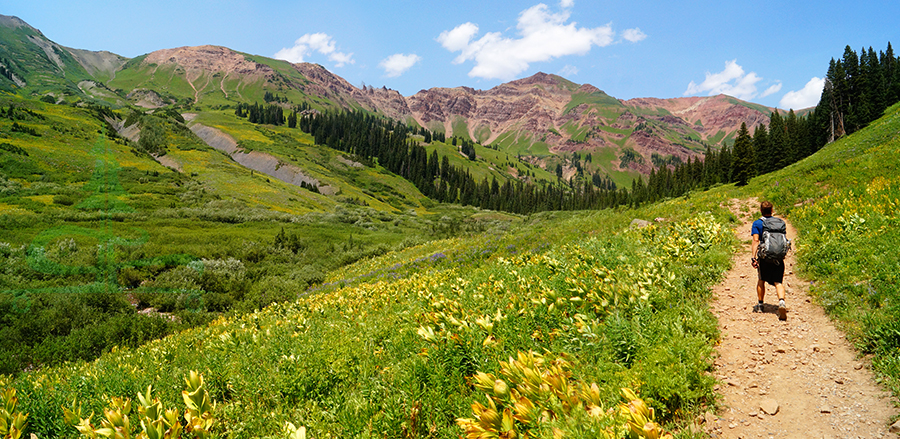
[[757, 217, 791, 260]]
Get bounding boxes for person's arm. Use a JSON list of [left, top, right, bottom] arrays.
[[751, 233, 760, 268]]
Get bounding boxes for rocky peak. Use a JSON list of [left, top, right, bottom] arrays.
[[511, 72, 562, 87], [0, 14, 38, 32], [143, 45, 271, 76]]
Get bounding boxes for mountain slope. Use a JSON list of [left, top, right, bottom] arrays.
[[106, 45, 411, 115], [404, 73, 776, 176], [1, 14, 777, 183], [0, 14, 128, 103]]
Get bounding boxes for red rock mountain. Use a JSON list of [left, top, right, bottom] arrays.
[[115, 45, 776, 174], [401, 73, 774, 173]]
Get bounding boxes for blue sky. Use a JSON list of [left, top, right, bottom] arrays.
[[5, 0, 899, 109]]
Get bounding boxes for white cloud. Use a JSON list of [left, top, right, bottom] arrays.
[[274, 33, 355, 67], [437, 22, 480, 54], [684, 59, 765, 101], [380, 53, 422, 77], [438, 3, 617, 81], [558, 64, 579, 77], [760, 82, 783, 98], [622, 27, 647, 43], [779, 77, 825, 109], [560, 0, 575, 8]]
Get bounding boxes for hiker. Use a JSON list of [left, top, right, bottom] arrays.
[[750, 201, 790, 320]]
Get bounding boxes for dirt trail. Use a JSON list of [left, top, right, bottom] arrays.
[[706, 198, 897, 438]]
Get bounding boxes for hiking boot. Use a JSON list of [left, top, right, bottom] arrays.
[[753, 303, 763, 313], [778, 301, 787, 321]]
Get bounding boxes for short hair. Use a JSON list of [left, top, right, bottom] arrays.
[[760, 201, 773, 216]]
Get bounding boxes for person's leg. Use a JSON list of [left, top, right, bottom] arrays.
[[775, 281, 787, 320], [754, 279, 766, 312], [774, 282, 785, 301]]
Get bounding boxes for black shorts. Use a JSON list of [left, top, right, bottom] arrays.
[[758, 259, 784, 285]]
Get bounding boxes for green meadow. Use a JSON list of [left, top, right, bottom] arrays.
[[1, 88, 899, 438]]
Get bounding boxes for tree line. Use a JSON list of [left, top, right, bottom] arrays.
[[235, 102, 286, 126], [234, 42, 898, 213], [636, 42, 900, 204], [299, 111, 633, 214]]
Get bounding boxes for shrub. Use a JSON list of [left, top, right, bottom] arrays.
[[51, 194, 76, 206]]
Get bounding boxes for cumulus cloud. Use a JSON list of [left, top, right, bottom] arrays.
[[274, 33, 354, 67], [621, 28, 647, 42], [380, 53, 422, 77], [437, 3, 619, 81], [779, 77, 825, 110], [684, 59, 771, 101]]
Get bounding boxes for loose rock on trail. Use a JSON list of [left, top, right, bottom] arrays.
[[705, 199, 897, 438]]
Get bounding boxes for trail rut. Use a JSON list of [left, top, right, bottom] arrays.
[[706, 199, 897, 438]]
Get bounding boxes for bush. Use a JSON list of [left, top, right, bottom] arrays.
[[52, 194, 76, 206]]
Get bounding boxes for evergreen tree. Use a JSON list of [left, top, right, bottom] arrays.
[[767, 111, 786, 171], [752, 123, 771, 175], [782, 110, 801, 167], [718, 143, 732, 184], [731, 123, 754, 186]]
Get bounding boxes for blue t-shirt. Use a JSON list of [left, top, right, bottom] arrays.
[[751, 216, 772, 237]]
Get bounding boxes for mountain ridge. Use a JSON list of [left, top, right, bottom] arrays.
[[0, 14, 778, 177]]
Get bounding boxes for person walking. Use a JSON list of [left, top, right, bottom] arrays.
[[750, 201, 790, 320]]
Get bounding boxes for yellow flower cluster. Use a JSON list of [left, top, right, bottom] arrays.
[[0, 389, 28, 439], [456, 351, 672, 439], [63, 371, 216, 439], [456, 351, 616, 438]]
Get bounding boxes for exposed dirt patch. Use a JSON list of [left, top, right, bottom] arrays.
[[153, 154, 182, 172], [705, 199, 897, 438], [336, 155, 364, 168], [126, 88, 169, 109], [188, 123, 328, 193]]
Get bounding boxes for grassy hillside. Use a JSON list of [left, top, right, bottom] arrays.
[[757, 103, 900, 397], [2, 92, 898, 438], [0, 94, 486, 374], [106, 51, 344, 111], [3, 197, 735, 438], [0, 22, 115, 105]]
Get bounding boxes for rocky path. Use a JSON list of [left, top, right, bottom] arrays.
[[706, 199, 897, 438]]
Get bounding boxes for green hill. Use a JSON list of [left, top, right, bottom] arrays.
[[0, 15, 128, 105], [3, 92, 898, 437]]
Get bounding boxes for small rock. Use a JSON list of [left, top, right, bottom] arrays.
[[775, 347, 786, 353], [759, 398, 779, 415], [834, 378, 844, 384], [728, 422, 737, 429], [890, 420, 900, 433], [630, 219, 651, 228], [819, 405, 832, 413]]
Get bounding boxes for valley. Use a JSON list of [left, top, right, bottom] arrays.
[[1, 12, 899, 439]]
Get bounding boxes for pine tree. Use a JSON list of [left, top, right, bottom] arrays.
[[752, 123, 771, 175], [767, 111, 785, 171], [731, 123, 754, 186], [782, 110, 800, 167]]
